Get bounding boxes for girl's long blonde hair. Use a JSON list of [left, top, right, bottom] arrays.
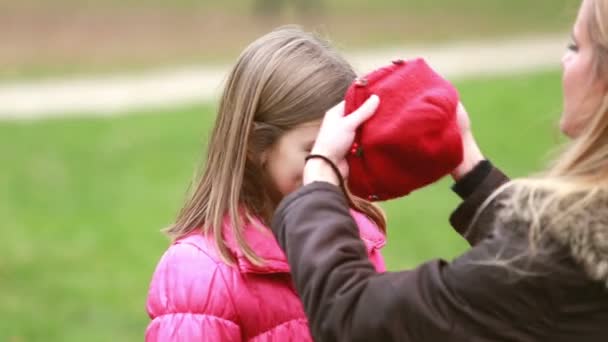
[[472, 0, 608, 259], [165, 26, 386, 266]]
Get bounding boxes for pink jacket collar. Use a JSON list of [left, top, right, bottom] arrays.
[[223, 210, 386, 274]]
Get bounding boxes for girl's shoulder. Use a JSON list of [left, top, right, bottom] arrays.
[[152, 231, 233, 282], [172, 230, 224, 263], [147, 231, 241, 329], [152, 231, 241, 281]]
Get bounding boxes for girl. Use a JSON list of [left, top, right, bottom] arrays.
[[270, 0, 608, 341], [145, 27, 387, 341]]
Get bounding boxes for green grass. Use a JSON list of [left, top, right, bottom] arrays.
[[0, 69, 563, 340]]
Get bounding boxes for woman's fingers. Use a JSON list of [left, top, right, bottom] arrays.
[[344, 95, 380, 128], [327, 101, 346, 118], [456, 102, 471, 133], [309, 95, 380, 167]]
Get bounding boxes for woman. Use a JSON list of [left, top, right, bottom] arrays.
[[270, 0, 608, 341]]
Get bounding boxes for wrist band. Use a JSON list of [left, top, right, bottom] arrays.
[[304, 154, 350, 202]]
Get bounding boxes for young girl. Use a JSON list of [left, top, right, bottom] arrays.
[[145, 27, 387, 341]]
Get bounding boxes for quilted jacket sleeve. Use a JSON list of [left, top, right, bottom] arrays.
[[146, 241, 242, 342], [351, 211, 387, 273]]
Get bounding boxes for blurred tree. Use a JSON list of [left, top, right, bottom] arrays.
[[294, 0, 324, 15], [254, 0, 284, 15], [254, 0, 324, 16]]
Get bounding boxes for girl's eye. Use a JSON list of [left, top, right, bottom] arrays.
[[567, 42, 579, 52]]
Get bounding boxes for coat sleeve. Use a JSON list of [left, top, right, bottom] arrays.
[[270, 175, 540, 342], [146, 242, 242, 342], [449, 160, 510, 245]]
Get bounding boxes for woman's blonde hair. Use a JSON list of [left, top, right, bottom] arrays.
[[472, 0, 608, 257], [165, 26, 386, 266]]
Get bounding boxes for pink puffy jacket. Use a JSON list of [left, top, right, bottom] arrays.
[[146, 210, 386, 341]]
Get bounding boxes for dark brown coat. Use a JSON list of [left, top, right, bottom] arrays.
[[271, 162, 608, 341]]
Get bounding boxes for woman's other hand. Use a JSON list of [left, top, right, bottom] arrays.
[[451, 102, 485, 181]]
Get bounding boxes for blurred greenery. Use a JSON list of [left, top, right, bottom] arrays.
[[5, 0, 576, 12], [0, 69, 564, 340], [1, 0, 576, 80]]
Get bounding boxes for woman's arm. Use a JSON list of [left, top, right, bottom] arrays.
[[271, 182, 536, 342], [272, 97, 527, 341], [446, 103, 511, 244]]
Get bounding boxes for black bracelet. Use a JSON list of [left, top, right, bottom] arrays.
[[304, 154, 348, 195]]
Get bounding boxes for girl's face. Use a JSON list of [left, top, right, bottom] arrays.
[[263, 120, 321, 197], [561, 0, 606, 138]]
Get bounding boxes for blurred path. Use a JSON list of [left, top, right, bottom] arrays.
[[0, 34, 566, 119]]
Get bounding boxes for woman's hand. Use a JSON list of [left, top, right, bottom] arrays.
[[451, 102, 485, 181], [304, 95, 380, 186]]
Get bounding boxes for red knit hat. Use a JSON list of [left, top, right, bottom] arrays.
[[344, 58, 463, 201]]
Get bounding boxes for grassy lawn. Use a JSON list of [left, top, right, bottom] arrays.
[[0, 69, 563, 340]]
